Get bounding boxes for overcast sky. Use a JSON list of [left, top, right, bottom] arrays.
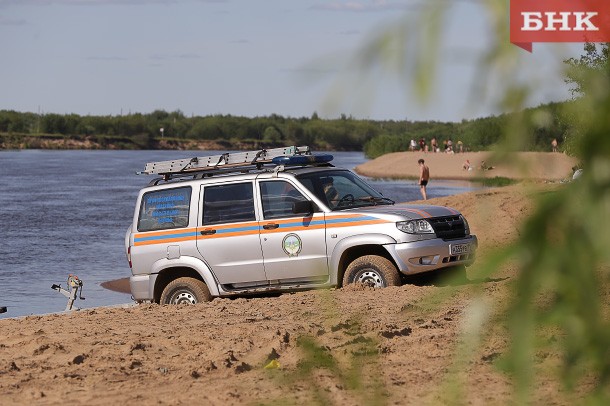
[[0, 0, 582, 122]]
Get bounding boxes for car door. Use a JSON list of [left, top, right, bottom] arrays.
[[257, 179, 329, 282], [196, 181, 266, 285]]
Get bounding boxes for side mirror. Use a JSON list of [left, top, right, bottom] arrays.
[[292, 200, 314, 215]]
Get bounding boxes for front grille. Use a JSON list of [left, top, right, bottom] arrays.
[[428, 215, 466, 239]]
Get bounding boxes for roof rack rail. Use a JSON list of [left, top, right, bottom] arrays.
[[138, 146, 314, 177]]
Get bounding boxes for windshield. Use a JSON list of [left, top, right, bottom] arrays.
[[297, 170, 394, 210]]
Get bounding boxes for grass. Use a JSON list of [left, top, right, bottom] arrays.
[[473, 177, 518, 187]]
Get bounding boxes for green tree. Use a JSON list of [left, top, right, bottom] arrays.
[[262, 126, 282, 144], [564, 42, 609, 97]]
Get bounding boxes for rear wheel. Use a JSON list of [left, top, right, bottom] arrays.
[[160, 277, 211, 305], [343, 255, 401, 288]]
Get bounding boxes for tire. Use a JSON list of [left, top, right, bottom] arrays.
[[343, 255, 401, 288], [160, 277, 212, 305]]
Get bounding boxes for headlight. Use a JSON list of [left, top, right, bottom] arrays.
[[396, 219, 434, 234], [460, 215, 470, 235]]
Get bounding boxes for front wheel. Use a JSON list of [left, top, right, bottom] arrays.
[[343, 255, 401, 288], [160, 277, 211, 305]]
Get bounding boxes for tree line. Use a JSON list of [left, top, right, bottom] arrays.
[[0, 102, 571, 156]]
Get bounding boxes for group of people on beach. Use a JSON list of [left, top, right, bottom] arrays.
[[409, 137, 465, 154], [413, 137, 561, 202]]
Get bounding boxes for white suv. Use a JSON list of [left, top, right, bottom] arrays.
[[125, 146, 477, 304]]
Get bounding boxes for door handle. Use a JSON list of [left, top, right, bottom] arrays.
[[263, 223, 279, 230], [200, 229, 216, 235]]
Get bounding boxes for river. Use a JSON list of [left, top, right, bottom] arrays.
[[0, 149, 481, 318]]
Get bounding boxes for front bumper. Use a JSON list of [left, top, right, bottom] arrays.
[[387, 235, 477, 275]]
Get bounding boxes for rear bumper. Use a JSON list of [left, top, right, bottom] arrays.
[[130, 274, 157, 302], [387, 235, 477, 275]]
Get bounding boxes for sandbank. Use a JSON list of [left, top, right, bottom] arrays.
[[355, 151, 578, 181]]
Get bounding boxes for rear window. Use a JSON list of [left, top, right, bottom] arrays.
[[138, 187, 192, 232]]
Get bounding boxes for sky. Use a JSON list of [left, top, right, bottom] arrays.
[[0, 0, 583, 122]]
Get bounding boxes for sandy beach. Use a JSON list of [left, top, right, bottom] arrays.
[[355, 151, 578, 181], [0, 152, 603, 405]]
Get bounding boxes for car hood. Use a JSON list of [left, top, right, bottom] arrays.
[[352, 203, 462, 220]]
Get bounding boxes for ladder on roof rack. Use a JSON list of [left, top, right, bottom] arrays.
[[138, 146, 311, 176]]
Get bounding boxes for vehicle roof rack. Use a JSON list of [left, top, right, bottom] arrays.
[[138, 146, 332, 183]]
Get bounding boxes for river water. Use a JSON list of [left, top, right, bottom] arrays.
[[0, 150, 481, 319]]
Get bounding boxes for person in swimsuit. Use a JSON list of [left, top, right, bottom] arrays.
[[418, 158, 429, 200]]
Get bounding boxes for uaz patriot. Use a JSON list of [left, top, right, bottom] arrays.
[[125, 146, 477, 304]]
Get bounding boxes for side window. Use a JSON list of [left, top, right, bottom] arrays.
[[260, 181, 308, 219], [203, 182, 255, 225], [138, 187, 191, 232]]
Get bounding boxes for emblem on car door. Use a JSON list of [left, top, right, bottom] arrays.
[[282, 233, 302, 257]]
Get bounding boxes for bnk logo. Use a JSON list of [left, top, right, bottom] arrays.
[[522, 12, 598, 32], [510, 0, 610, 52]]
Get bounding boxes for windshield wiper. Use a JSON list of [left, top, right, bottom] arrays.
[[356, 196, 395, 205]]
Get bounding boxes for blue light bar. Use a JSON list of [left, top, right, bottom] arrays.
[[272, 154, 333, 166]]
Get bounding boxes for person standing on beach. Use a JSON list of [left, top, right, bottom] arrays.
[[418, 158, 430, 200]]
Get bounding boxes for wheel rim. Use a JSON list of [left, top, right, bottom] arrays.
[[170, 290, 197, 304], [355, 270, 385, 288]]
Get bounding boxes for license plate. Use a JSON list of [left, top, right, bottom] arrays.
[[450, 243, 470, 255]]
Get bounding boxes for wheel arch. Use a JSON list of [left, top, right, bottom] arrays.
[[335, 243, 398, 287], [154, 267, 203, 303], [150, 257, 219, 302]]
